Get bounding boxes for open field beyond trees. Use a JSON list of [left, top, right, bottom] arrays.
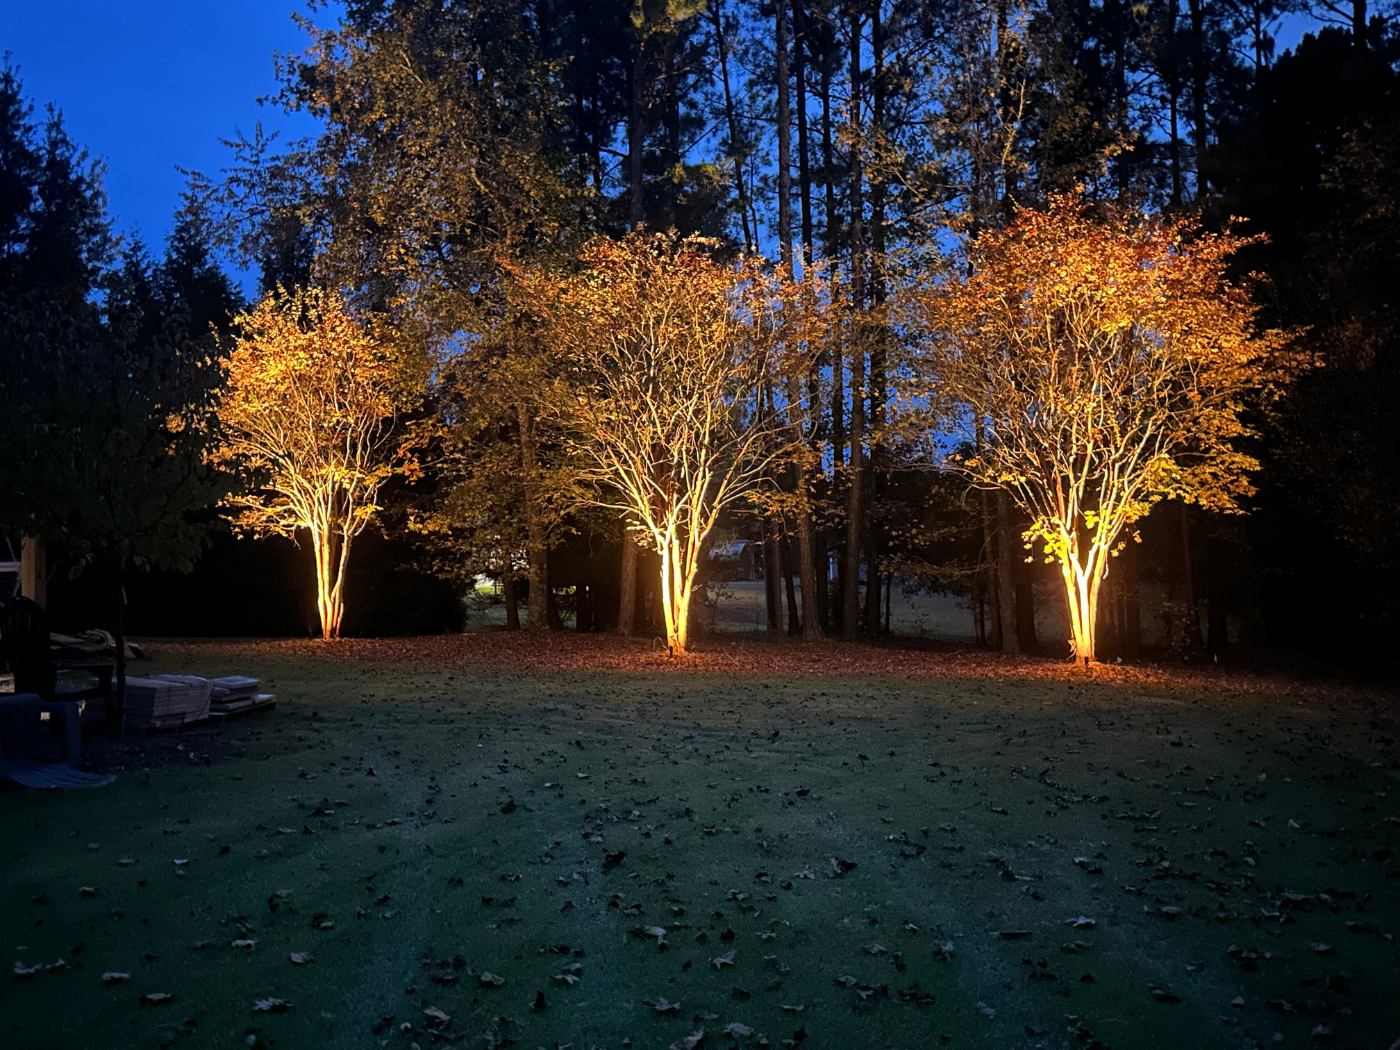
[[2, 636, 1397, 1049]]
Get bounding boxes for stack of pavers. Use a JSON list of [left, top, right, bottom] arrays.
[[123, 674, 213, 730], [208, 676, 276, 719]]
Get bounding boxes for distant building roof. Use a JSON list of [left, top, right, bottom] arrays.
[[708, 540, 754, 560]]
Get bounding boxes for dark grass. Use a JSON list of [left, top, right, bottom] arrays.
[[1, 637, 1396, 1049]]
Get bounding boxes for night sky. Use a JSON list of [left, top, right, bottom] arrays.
[[3, 0, 1315, 273], [3, 1, 337, 264]]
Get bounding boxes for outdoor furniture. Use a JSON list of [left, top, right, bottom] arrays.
[[0, 692, 113, 789], [52, 654, 117, 727], [1, 595, 119, 729]]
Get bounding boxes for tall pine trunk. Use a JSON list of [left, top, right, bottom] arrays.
[[841, 8, 866, 640], [995, 491, 1020, 655], [820, 55, 844, 634], [518, 402, 552, 630], [712, 0, 755, 249], [862, 5, 886, 632], [792, 0, 826, 638], [619, 20, 647, 636]]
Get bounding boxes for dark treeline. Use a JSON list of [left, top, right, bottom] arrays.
[[3, 1, 1398, 672]]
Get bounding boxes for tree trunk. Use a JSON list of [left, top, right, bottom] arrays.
[[1121, 535, 1141, 658], [793, 0, 814, 268], [518, 402, 552, 630], [1013, 531, 1038, 653], [712, 0, 754, 250], [1168, 82, 1183, 207], [1351, 0, 1369, 45], [628, 19, 647, 226], [1179, 501, 1203, 654], [818, 43, 843, 633], [783, 536, 800, 634], [974, 418, 1002, 650], [502, 569, 521, 631], [862, 4, 886, 634], [658, 534, 696, 654], [776, 0, 793, 268], [794, 483, 823, 640], [995, 491, 1020, 656], [312, 524, 349, 641], [841, 7, 866, 641], [765, 536, 783, 632], [1062, 556, 1099, 668], [112, 565, 127, 736], [1188, 0, 1209, 197], [620, 12, 649, 639], [618, 531, 639, 635]]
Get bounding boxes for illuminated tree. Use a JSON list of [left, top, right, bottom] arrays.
[[527, 232, 812, 655], [911, 194, 1292, 666], [216, 285, 424, 640]]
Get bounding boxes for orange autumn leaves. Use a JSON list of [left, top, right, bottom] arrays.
[[214, 285, 425, 639], [516, 231, 831, 655], [909, 194, 1295, 664], [211, 195, 1290, 664]]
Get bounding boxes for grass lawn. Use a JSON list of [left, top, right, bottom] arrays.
[[2, 636, 1396, 1049]]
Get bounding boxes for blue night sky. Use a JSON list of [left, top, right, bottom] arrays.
[[3, 1, 338, 257], [4, 1, 1320, 269]]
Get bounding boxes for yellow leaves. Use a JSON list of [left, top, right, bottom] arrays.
[[215, 283, 424, 542], [914, 191, 1292, 530]]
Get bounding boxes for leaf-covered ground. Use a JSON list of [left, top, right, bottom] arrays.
[[2, 637, 1397, 1049]]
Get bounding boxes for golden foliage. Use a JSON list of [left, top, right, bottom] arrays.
[[215, 285, 425, 638], [909, 193, 1296, 663], [520, 232, 820, 653]]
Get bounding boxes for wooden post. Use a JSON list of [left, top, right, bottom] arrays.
[[20, 536, 46, 608]]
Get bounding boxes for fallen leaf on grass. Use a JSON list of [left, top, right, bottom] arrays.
[[634, 925, 668, 947]]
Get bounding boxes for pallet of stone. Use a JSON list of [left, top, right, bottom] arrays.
[[124, 674, 212, 730], [209, 675, 260, 703], [208, 693, 276, 721]]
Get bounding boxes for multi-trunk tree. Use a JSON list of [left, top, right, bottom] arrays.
[[911, 194, 1293, 666], [216, 285, 426, 640], [526, 232, 819, 654]]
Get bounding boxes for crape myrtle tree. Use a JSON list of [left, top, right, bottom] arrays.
[[216, 284, 427, 640], [909, 194, 1292, 666], [525, 232, 818, 655]]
